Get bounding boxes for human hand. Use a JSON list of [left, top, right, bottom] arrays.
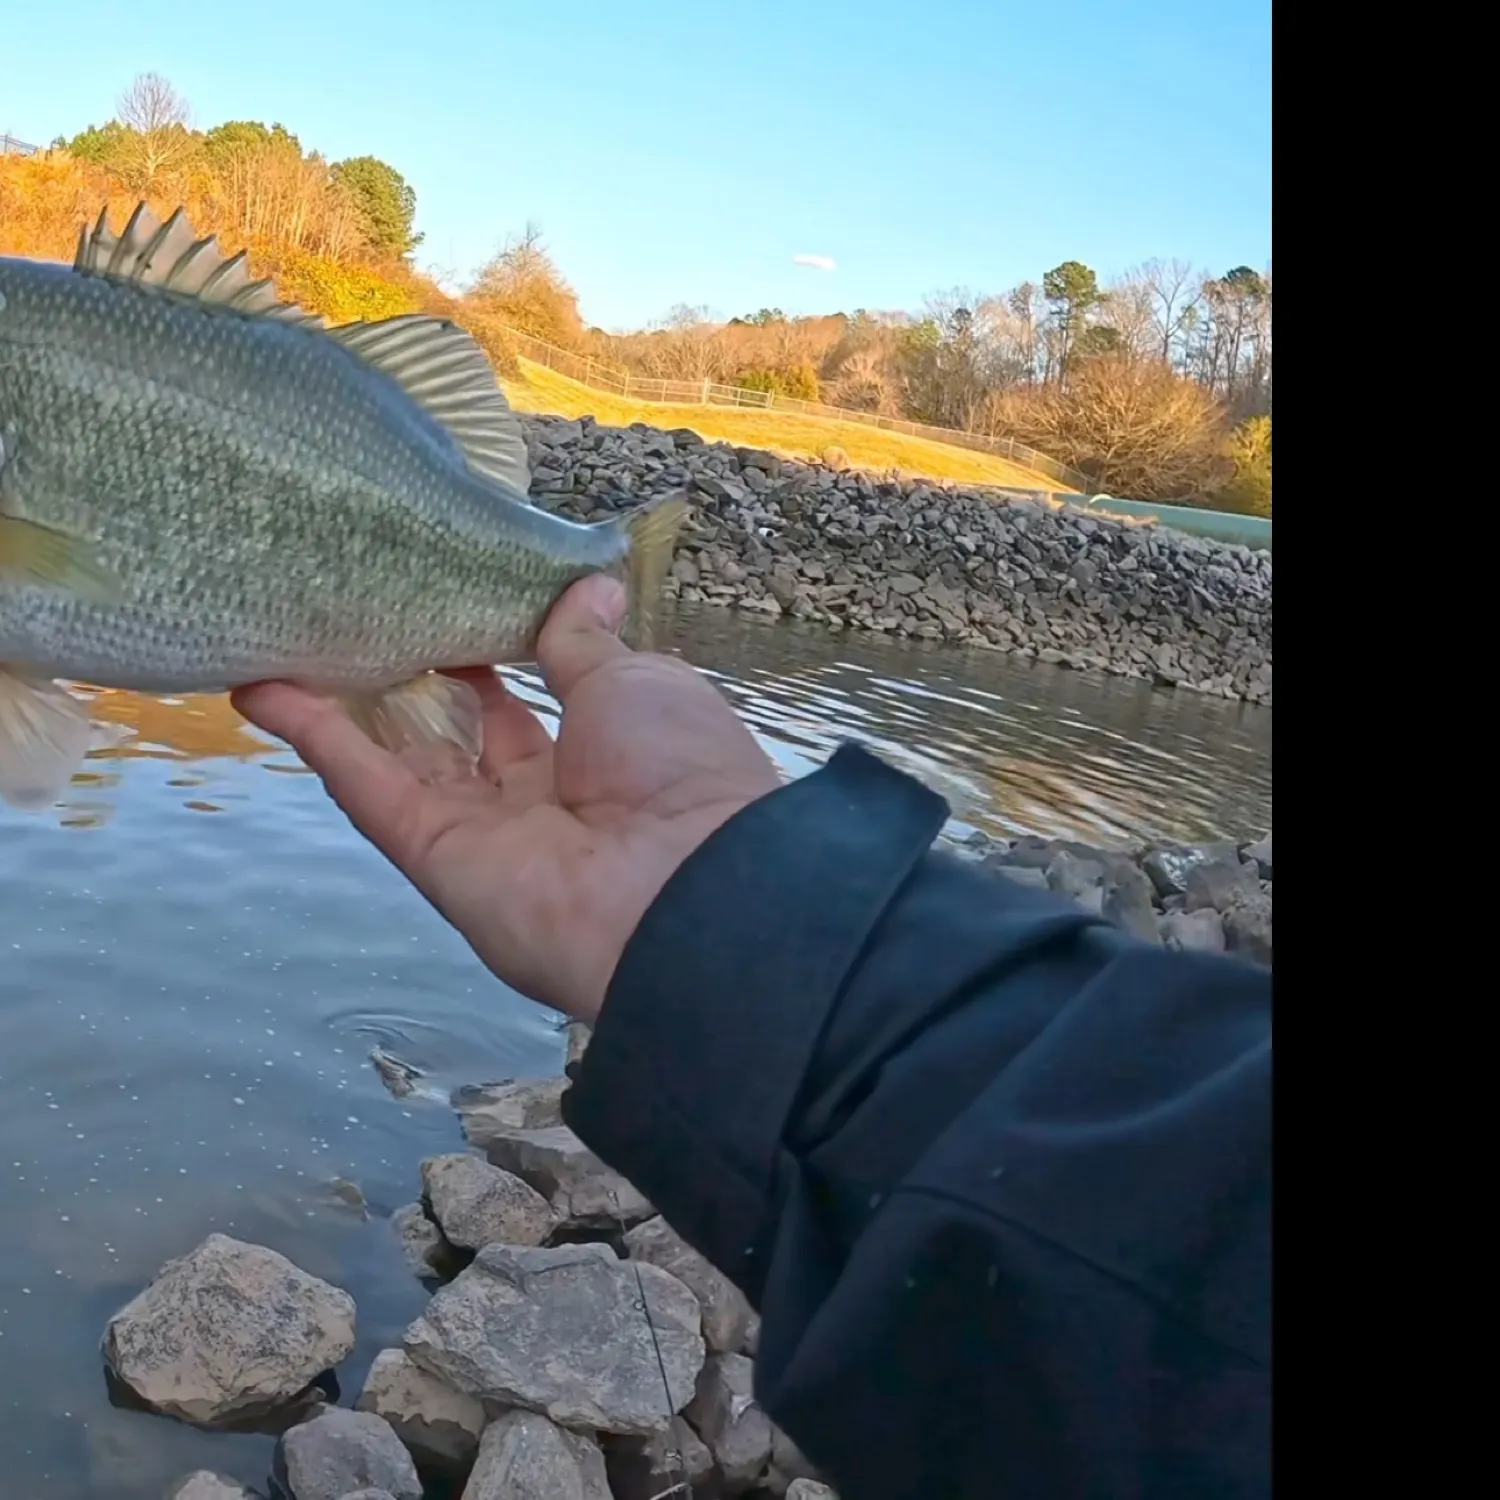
[[231, 575, 782, 1023]]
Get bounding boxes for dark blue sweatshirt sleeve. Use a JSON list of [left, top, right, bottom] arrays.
[[563, 743, 1270, 1500]]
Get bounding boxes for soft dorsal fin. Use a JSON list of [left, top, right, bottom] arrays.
[[328, 315, 532, 496], [73, 201, 325, 330]]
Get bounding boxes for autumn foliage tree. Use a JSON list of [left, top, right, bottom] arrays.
[[466, 223, 584, 351], [990, 356, 1229, 501]]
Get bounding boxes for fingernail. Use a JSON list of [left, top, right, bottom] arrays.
[[587, 576, 628, 632]]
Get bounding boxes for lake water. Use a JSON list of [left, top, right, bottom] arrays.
[[0, 605, 1271, 1497]]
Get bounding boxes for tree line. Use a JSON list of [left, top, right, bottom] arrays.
[[0, 74, 1268, 513]]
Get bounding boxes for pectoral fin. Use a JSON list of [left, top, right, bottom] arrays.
[[0, 514, 123, 603], [340, 673, 484, 782], [0, 670, 94, 810]]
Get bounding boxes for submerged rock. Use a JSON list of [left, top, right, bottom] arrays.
[[460, 1411, 612, 1500], [452, 1078, 568, 1144], [356, 1348, 486, 1473], [404, 1241, 704, 1435], [786, 1482, 840, 1500], [103, 1234, 355, 1426], [421, 1153, 554, 1251], [390, 1201, 457, 1282], [166, 1474, 265, 1500], [624, 1215, 753, 1354], [273, 1407, 422, 1500]]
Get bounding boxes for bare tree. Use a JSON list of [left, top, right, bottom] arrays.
[[115, 71, 192, 190], [637, 305, 728, 382], [1101, 275, 1159, 362], [117, 71, 189, 134], [1138, 258, 1201, 368]]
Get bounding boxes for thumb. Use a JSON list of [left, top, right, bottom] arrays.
[[538, 573, 631, 699]]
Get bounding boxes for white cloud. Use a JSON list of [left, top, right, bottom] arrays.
[[792, 253, 837, 271]]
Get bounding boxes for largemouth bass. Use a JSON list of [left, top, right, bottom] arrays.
[[0, 202, 688, 810]]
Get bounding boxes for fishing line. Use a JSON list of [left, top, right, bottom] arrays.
[[610, 1186, 691, 1500]]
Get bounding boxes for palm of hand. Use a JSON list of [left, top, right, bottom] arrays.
[[233, 648, 778, 1021]]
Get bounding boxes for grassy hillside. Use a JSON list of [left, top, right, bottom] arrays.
[[502, 360, 1075, 493]]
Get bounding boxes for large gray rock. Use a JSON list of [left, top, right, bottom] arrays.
[[1044, 850, 1108, 916], [986, 860, 1049, 891], [1140, 842, 1240, 900], [1044, 850, 1159, 942], [404, 1241, 705, 1435], [336, 1493, 398, 1500], [166, 1475, 265, 1500], [684, 1353, 773, 1493], [421, 1153, 554, 1251], [460, 1411, 611, 1500], [356, 1348, 486, 1472], [786, 1482, 839, 1500], [103, 1234, 355, 1425], [1242, 830, 1272, 880], [763, 1423, 821, 1494], [1158, 907, 1226, 953], [1183, 856, 1261, 915], [624, 1216, 753, 1354], [274, 1407, 422, 1500], [564, 1024, 592, 1080], [1223, 889, 1273, 966], [452, 1078, 568, 1146], [604, 1416, 715, 1500], [1100, 860, 1162, 942], [475, 1123, 652, 1227]]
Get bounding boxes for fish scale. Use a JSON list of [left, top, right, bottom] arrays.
[[0, 201, 687, 809]]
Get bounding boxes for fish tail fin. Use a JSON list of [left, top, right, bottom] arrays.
[[616, 490, 691, 652]]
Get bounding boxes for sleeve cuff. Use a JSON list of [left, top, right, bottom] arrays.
[[562, 742, 949, 1297]]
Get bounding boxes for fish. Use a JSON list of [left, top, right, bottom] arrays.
[[0, 202, 690, 810]]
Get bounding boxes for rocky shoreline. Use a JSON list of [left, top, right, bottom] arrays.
[[118, 1054, 831, 1500], [117, 833, 1268, 1500], [522, 414, 1273, 708], [951, 825, 1273, 962]]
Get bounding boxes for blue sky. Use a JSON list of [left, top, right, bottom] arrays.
[[3, 0, 1270, 331]]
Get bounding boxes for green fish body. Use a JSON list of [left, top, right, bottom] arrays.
[[0, 203, 686, 809]]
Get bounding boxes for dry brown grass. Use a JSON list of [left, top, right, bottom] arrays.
[[503, 360, 1075, 492]]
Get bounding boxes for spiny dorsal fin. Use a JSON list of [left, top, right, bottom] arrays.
[[73, 202, 325, 330], [328, 315, 532, 496]]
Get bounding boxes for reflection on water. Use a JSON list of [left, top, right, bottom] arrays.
[[0, 607, 1268, 1496]]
